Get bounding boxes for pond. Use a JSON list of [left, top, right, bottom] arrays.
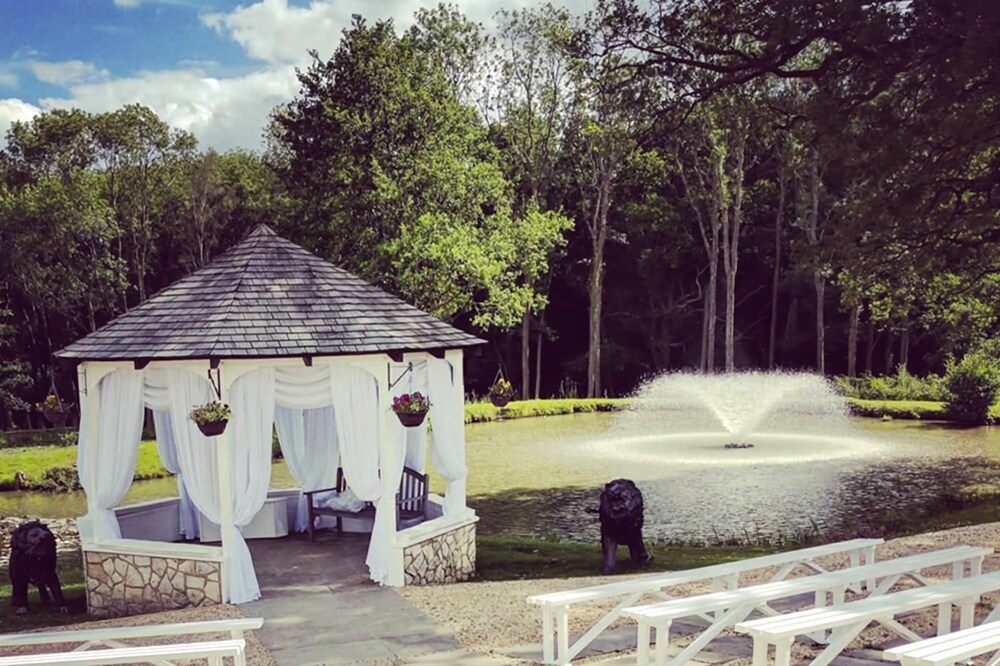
[[1, 414, 998, 544]]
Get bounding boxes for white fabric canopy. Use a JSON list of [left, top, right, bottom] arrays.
[[77, 368, 146, 540], [428, 358, 468, 516]]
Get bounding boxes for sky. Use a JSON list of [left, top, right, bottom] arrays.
[[0, 0, 587, 151]]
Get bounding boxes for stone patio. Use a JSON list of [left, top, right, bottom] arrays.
[[240, 532, 464, 666]]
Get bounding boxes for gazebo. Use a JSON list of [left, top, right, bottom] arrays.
[[56, 225, 483, 615]]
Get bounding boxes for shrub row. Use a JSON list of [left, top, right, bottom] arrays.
[[834, 369, 948, 402], [0, 428, 77, 449]]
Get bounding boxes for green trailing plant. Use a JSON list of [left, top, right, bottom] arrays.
[[188, 401, 231, 425], [944, 353, 1000, 424]]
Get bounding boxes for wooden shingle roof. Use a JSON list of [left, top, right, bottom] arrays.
[[56, 225, 484, 362]]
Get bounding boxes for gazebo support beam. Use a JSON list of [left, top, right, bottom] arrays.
[[215, 361, 235, 602]]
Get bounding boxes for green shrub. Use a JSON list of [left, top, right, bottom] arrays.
[[39, 463, 82, 492], [0, 427, 77, 449], [835, 368, 947, 402], [944, 352, 1000, 424]]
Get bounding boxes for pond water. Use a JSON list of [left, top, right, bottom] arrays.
[[2, 414, 998, 544]]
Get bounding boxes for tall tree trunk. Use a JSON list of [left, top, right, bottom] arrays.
[[721, 128, 746, 373], [768, 145, 786, 371], [814, 272, 826, 374], [587, 170, 611, 398], [704, 260, 718, 372], [864, 316, 875, 375], [521, 308, 531, 400], [847, 304, 860, 377], [883, 332, 895, 375], [899, 327, 910, 371], [534, 316, 544, 399], [807, 146, 825, 374]]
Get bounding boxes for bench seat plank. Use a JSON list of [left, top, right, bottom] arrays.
[[736, 573, 1000, 666], [527, 538, 882, 664], [0, 638, 245, 665], [622, 546, 990, 666], [625, 546, 989, 621], [884, 621, 1000, 665], [0, 618, 264, 647], [529, 538, 883, 607]]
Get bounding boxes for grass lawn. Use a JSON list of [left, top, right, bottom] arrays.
[[0, 441, 167, 491], [475, 535, 776, 581], [0, 549, 87, 631]]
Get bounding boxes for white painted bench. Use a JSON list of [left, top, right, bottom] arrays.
[[0, 618, 262, 666], [527, 538, 882, 664], [736, 572, 1000, 666], [0, 639, 244, 665], [884, 621, 1000, 666], [623, 545, 991, 666]]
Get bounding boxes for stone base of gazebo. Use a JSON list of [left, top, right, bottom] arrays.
[[83, 540, 224, 618], [397, 514, 478, 585]]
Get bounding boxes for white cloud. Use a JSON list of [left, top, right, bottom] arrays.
[[0, 98, 42, 146], [2, 0, 590, 150], [39, 67, 299, 150], [26, 60, 108, 86]]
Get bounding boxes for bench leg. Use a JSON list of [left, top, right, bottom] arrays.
[[863, 545, 877, 591], [751, 639, 768, 666], [208, 656, 222, 666], [542, 607, 555, 664], [774, 638, 793, 666], [556, 608, 569, 665], [636, 620, 652, 666], [653, 621, 671, 666], [959, 596, 975, 630], [937, 602, 952, 635]]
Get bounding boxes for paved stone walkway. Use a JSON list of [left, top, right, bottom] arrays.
[[240, 532, 467, 666]]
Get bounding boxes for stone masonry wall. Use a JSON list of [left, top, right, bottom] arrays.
[[84, 550, 222, 618], [403, 522, 476, 585]]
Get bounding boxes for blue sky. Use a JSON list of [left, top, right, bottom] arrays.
[[0, 0, 576, 150]]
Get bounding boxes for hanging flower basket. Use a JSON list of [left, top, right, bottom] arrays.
[[36, 395, 73, 426], [392, 392, 429, 428], [488, 379, 515, 408], [189, 401, 231, 438]]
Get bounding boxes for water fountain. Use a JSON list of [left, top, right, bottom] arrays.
[[594, 371, 875, 465]]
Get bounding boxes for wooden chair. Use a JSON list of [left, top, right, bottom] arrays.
[[303, 466, 429, 542]]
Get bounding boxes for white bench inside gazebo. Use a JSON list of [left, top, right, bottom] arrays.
[[57, 225, 484, 615]]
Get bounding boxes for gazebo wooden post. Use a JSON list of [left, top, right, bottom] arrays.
[[215, 360, 235, 602], [445, 349, 468, 513]]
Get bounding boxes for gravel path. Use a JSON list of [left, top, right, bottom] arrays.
[[399, 522, 1000, 663]]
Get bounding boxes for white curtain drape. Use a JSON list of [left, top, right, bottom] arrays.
[[274, 405, 339, 531], [225, 367, 276, 604], [77, 368, 147, 541], [144, 368, 198, 539], [427, 358, 468, 516], [329, 366, 391, 582], [151, 411, 199, 538]]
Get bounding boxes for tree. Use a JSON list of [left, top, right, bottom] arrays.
[[272, 16, 568, 334], [490, 4, 576, 398]]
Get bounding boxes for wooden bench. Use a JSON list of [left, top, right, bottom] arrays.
[[622, 545, 991, 666], [0, 639, 244, 665], [0, 618, 262, 666], [735, 572, 1000, 666], [884, 621, 1000, 666], [304, 466, 428, 541], [526, 538, 882, 664]]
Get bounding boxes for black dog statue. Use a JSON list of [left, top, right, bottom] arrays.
[[8, 520, 67, 615], [597, 479, 652, 574]]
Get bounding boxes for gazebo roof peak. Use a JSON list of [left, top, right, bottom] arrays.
[[57, 226, 484, 362]]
